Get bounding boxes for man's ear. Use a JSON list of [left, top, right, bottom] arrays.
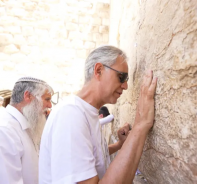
[[99, 114, 103, 119], [23, 91, 32, 103], [94, 63, 104, 81]]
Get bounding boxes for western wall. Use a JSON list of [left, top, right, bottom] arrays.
[[107, 0, 197, 183]]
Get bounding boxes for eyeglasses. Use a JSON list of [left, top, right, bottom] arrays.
[[103, 64, 129, 83]]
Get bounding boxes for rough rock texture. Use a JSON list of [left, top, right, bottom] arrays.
[[108, 0, 197, 183]]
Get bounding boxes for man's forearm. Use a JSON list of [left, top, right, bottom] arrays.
[[100, 125, 149, 184], [108, 141, 123, 155]]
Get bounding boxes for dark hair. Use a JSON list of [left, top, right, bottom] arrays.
[[99, 106, 110, 117]]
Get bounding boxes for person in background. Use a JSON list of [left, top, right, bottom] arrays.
[[99, 106, 114, 126], [0, 77, 53, 184]]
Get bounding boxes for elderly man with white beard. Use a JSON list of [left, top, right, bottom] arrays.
[[0, 77, 53, 184]]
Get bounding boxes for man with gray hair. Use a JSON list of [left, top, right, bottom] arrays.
[[0, 77, 53, 184], [39, 45, 157, 184]]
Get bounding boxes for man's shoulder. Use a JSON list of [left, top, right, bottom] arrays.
[[53, 95, 85, 114], [0, 118, 22, 142], [0, 110, 21, 132]]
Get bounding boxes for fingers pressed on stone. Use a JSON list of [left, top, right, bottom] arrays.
[[145, 70, 153, 87], [141, 70, 153, 94], [148, 77, 157, 98]]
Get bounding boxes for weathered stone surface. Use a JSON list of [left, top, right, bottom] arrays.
[[93, 33, 103, 42], [91, 17, 102, 25], [3, 61, 15, 71], [76, 49, 89, 59], [0, 53, 10, 61], [108, 0, 197, 183], [13, 34, 26, 45], [22, 26, 34, 36], [79, 16, 91, 24], [71, 39, 84, 49], [96, 2, 110, 12], [79, 24, 99, 33], [84, 41, 95, 49], [0, 33, 13, 46], [11, 53, 27, 63], [99, 25, 109, 33], [133, 175, 147, 184], [0, 44, 19, 54], [78, 32, 93, 41], [27, 35, 38, 45], [5, 26, 21, 34], [65, 14, 78, 23], [102, 18, 109, 26], [0, 7, 6, 16], [66, 22, 78, 31], [7, 7, 28, 18]]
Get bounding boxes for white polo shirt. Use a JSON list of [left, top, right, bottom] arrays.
[[0, 105, 38, 184], [39, 95, 110, 184]]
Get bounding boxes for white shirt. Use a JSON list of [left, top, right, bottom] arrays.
[[0, 106, 5, 113], [39, 95, 110, 184], [0, 105, 38, 184], [99, 114, 114, 126]]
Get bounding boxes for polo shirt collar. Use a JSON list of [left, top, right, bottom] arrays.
[[6, 105, 30, 130]]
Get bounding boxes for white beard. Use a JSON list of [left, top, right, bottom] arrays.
[[22, 98, 47, 153]]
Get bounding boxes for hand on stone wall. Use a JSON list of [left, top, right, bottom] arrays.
[[134, 70, 157, 132]]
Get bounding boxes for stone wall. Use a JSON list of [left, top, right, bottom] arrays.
[[108, 0, 197, 183], [0, 0, 109, 97]]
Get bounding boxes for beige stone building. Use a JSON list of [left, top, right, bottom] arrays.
[[0, 0, 197, 183]]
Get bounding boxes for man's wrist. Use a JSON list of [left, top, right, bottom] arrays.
[[117, 140, 124, 149], [132, 122, 152, 135]]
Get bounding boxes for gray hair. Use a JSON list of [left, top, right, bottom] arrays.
[[10, 80, 53, 105], [84, 45, 128, 83]]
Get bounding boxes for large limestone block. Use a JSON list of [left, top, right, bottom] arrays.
[[0, 44, 19, 54], [109, 0, 197, 183]]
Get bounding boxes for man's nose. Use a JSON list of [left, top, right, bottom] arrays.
[[48, 101, 52, 108], [121, 81, 128, 90]]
